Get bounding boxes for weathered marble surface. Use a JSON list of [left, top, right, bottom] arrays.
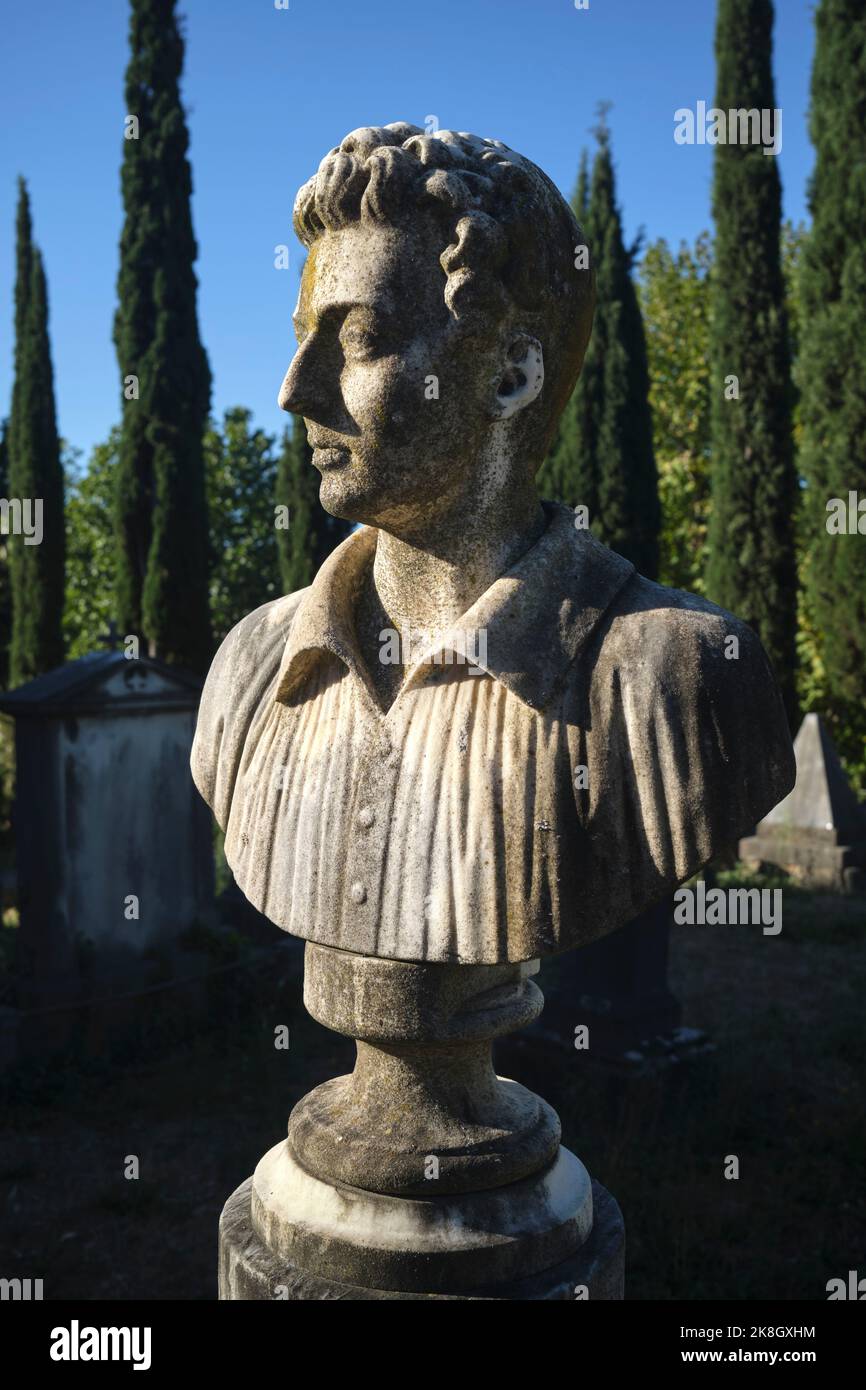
[[291, 943, 558, 1194], [192, 122, 794, 966], [193, 505, 795, 964], [219, 1175, 624, 1301], [195, 121, 795, 1301]]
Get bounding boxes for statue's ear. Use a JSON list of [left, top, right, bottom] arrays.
[[493, 335, 544, 420]]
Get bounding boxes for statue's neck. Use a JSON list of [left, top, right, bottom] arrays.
[[373, 488, 545, 629], [354, 490, 546, 711]]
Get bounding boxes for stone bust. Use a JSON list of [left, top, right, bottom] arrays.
[[191, 122, 795, 966]]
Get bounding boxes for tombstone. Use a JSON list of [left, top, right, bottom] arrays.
[[739, 713, 866, 893], [0, 649, 214, 1034]]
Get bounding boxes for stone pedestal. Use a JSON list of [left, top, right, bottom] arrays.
[[219, 942, 624, 1300]]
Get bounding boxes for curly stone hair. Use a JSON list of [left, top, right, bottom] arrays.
[[293, 123, 595, 463]]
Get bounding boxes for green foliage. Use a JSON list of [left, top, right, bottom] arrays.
[[705, 0, 798, 724], [205, 408, 281, 642], [64, 434, 118, 660], [638, 225, 846, 783], [796, 0, 866, 790], [7, 181, 65, 685], [781, 220, 808, 453], [781, 222, 845, 780], [275, 418, 351, 592], [66, 411, 293, 655], [0, 715, 14, 853], [638, 234, 712, 592], [539, 117, 659, 578], [572, 148, 589, 225], [113, 0, 211, 671]]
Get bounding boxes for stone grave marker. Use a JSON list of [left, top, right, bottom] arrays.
[[740, 712, 865, 892], [0, 649, 214, 1057]]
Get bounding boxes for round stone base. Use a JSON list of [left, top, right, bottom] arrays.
[[218, 1167, 624, 1301], [252, 1139, 592, 1290]]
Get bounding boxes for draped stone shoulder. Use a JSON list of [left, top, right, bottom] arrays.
[[571, 572, 797, 945], [190, 588, 308, 835]]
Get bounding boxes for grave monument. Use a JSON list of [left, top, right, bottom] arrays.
[[191, 123, 796, 1299], [0, 646, 213, 1065], [740, 712, 866, 892]]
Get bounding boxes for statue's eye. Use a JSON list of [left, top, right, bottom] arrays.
[[340, 318, 386, 358]]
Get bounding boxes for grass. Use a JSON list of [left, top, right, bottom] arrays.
[[0, 868, 863, 1300]]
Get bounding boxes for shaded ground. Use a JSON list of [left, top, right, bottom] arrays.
[[1, 874, 864, 1300]]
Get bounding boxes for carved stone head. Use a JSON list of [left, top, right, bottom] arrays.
[[278, 123, 594, 534]]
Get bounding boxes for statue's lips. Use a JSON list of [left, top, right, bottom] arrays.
[[312, 446, 350, 470]]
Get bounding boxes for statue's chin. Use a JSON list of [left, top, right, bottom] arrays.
[[318, 466, 435, 533], [317, 471, 373, 526]]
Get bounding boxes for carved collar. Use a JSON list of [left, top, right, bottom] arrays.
[[274, 501, 636, 711]]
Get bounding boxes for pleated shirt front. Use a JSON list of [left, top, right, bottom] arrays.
[[191, 503, 794, 964]]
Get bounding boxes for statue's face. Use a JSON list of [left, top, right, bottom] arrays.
[[279, 216, 505, 531]]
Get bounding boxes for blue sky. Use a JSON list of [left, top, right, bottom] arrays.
[[1, 0, 816, 462]]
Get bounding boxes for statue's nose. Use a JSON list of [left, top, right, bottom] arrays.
[[278, 348, 317, 415], [279, 336, 354, 433], [277, 365, 296, 412]]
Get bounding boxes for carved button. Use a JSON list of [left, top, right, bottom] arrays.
[[357, 807, 375, 829], [349, 882, 367, 904]]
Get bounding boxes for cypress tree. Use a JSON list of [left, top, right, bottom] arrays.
[[705, 0, 797, 723], [0, 418, 10, 687], [539, 120, 659, 578], [7, 183, 64, 684], [573, 149, 589, 225], [5, 178, 31, 687], [10, 178, 33, 464], [538, 150, 590, 505], [594, 139, 659, 580], [275, 418, 351, 592], [114, 0, 211, 670], [558, 140, 605, 535], [797, 0, 866, 770]]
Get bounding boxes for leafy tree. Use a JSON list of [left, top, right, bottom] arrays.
[[8, 181, 64, 684], [114, 0, 211, 670], [638, 234, 712, 592], [64, 434, 118, 659], [66, 411, 292, 654], [705, 0, 798, 724], [205, 408, 282, 642]]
